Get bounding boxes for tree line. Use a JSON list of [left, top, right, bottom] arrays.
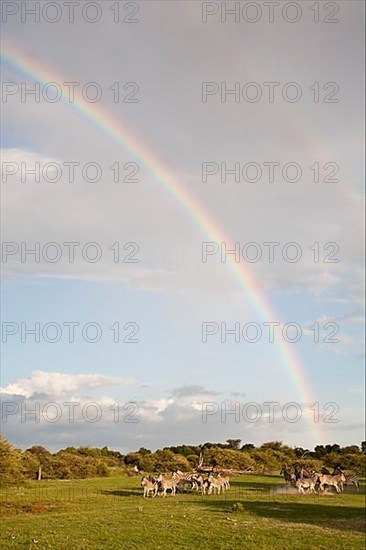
[[1, 435, 365, 485]]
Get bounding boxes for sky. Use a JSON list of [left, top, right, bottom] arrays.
[[0, 0, 364, 453]]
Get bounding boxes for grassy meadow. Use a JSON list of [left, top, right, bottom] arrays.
[[1, 474, 365, 549]]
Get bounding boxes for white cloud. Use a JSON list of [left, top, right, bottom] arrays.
[[1, 382, 364, 451], [0, 370, 134, 398], [137, 398, 175, 423]]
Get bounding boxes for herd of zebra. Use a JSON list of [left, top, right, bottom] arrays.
[[140, 471, 230, 497], [140, 465, 359, 498], [280, 465, 360, 494]]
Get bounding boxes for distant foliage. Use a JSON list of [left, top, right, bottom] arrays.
[[0, 435, 23, 485], [0, 434, 365, 485]]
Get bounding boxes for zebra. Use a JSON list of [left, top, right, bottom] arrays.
[[295, 476, 317, 494], [187, 473, 204, 491], [343, 474, 360, 491], [280, 467, 296, 486], [141, 477, 158, 498], [201, 474, 222, 495], [217, 474, 230, 491], [332, 467, 360, 491], [172, 472, 198, 492], [318, 473, 346, 494], [156, 474, 176, 497]]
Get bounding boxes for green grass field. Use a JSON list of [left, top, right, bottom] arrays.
[[1, 475, 365, 549]]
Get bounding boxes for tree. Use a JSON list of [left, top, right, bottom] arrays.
[[186, 454, 200, 467], [260, 441, 284, 451], [204, 448, 255, 470], [250, 449, 281, 473], [340, 445, 360, 455], [96, 461, 111, 477], [241, 443, 255, 451], [325, 444, 340, 454], [27, 445, 54, 478], [361, 441, 366, 454], [138, 447, 152, 455], [226, 439, 241, 450], [199, 442, 218, 450], [314, 445, 326, 459], [0, 435, 23, 485], [294, 447, 310, 458], [21, 450, 40, 480]]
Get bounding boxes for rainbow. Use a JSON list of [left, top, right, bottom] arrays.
[[1, 37, 323, 443]]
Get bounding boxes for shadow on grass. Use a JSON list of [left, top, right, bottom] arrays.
[[193, 497, 366, 534]]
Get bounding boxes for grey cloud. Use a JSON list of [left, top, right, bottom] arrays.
[[170, 385, 219, 397]]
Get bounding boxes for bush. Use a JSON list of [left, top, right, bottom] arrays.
[[96, 461, 111, 477], [204, 448, 255, 471], [0, 435, 23, 485], [1, 435, 365, 484], [21, 451, 40, 480]]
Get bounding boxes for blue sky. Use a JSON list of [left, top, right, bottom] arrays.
[[1, 1, 364, 452]]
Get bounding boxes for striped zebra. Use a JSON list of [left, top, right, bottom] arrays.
[[280, 467, 296, 486], [332, 467, 360, 491], [295, 476, 317, 494], [343, 474, 360, 491], [318, 473, 346, 493], [141, 477, 158, 498]]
